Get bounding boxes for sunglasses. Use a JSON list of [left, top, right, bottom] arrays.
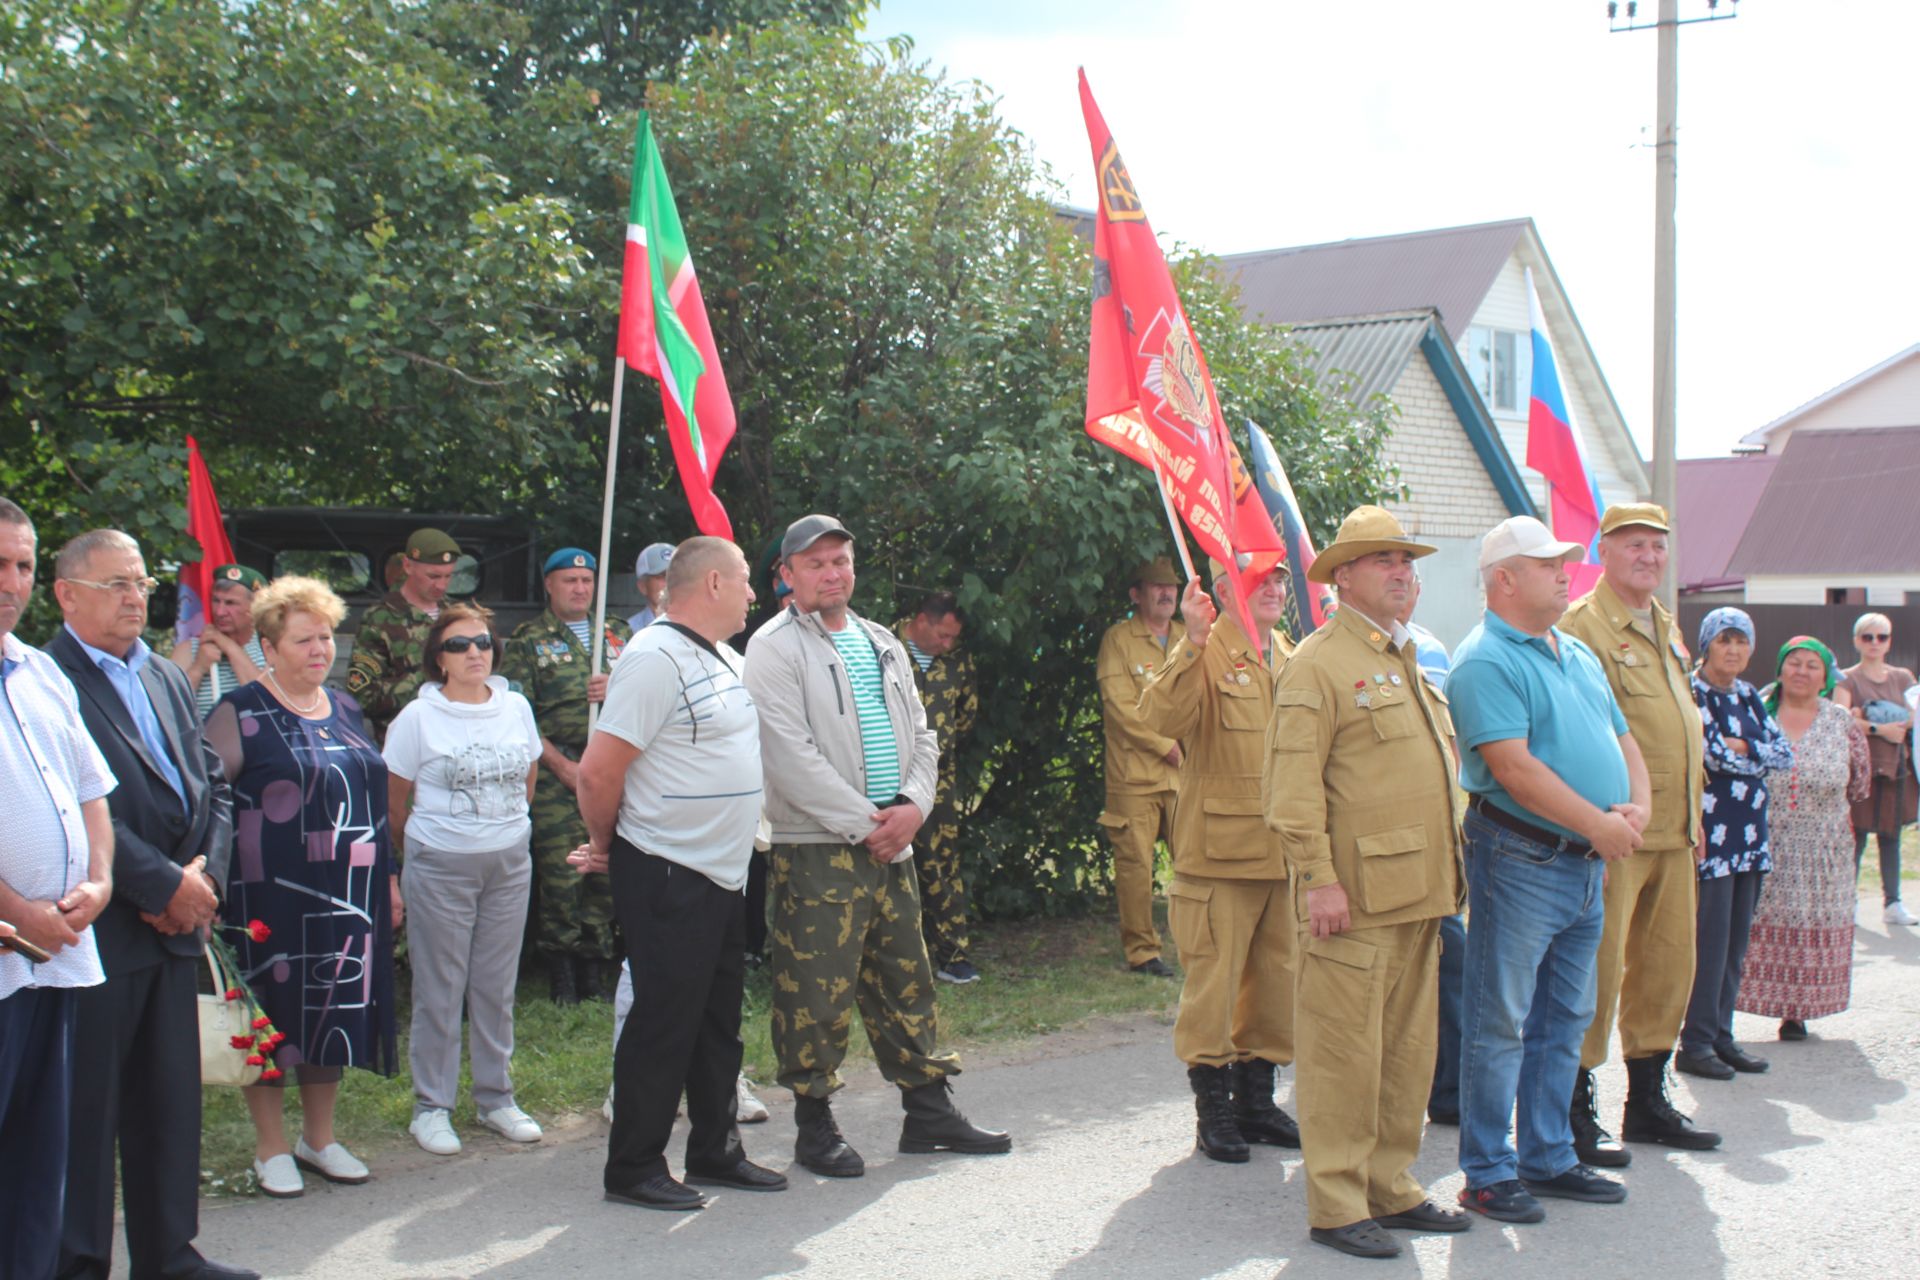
[[441, 633, 494, 654], [1859, 634, 1891, 643]]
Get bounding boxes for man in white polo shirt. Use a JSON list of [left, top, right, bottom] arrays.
[[574, 535, 785, 1212]]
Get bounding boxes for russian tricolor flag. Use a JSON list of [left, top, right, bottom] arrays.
[[1523, 268, 1605, 590], [1245, 419, 1334, 639]]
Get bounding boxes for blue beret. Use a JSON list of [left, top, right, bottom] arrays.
[[543, 548, 596, 575]]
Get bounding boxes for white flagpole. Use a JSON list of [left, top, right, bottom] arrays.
[[587, 357, 627, 732], [1147, 447, 1198, 582]]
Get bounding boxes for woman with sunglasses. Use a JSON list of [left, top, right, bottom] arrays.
[[382, 603, 544, 1156], [1833, 613, 1918, 926]]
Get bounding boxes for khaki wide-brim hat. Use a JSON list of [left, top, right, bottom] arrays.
[[1306, 505, 1437, 584]]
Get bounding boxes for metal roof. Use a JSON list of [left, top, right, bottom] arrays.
[[1221, 219, 1530, 339], [1285, 309, 1435, 407], [1724, 426, 1920, 576], [1675, 454, 1778, 591]]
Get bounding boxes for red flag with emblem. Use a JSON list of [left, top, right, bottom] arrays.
[[1078, 71, 1282, 645]]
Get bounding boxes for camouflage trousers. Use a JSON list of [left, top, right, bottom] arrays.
[[914, 793, 970, 968], [768, 842, 960, 1099], [531, 770, 617, 960]]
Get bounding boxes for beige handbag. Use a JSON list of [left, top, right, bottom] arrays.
[[198, 941, 264, 1087]]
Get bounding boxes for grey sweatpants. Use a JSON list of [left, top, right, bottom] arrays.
[[404, 837, 533, 1115]]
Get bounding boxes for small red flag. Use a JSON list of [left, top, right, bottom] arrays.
[[177, 436, 238, 643], [1077, 71, 1283, 645]]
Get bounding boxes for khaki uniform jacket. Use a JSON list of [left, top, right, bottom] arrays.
[[1561, 578, 1705, 850], [1265, 606, 1463, 928], [1097, 617, 1180, 794], [1139, 614, 1293, 880]]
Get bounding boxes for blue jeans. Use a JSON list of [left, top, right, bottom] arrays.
[[1429, 912, 1466, 1118], [1457, 810, 1606, 1187]]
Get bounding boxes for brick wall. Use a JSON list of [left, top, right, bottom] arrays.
[[1382, 357, 1515, 540]]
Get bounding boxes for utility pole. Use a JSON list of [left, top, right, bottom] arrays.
[[1610, 0, 1736, 611]]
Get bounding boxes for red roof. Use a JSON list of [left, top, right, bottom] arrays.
[[1676, 454, 1777, 592]]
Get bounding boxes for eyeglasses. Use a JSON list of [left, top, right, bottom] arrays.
[[440, 633, 494, 654], [1859, 633, 1891, 643], [64, 577, 160, 599]]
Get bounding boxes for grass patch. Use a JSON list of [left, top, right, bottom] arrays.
[[200, 903, 1179, 1196]]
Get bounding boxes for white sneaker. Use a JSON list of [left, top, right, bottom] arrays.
[[736, 1073, 769, 1124], [409, 1108, 462, 1156], [294, 1138, 369, 1184], [602, 1084, 615, 1124], [1886, 901, 1917, 926], [480, 1104, 543, 1143], [253, 1152, 304, 1198]]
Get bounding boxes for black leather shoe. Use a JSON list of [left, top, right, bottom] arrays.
[[1621, 1052, 1722, 1150], [1427, 1108, 1460, 1126], [1376, 1200, 1471, 1232], [1675, 1049, 1736, 1081], [685, 1158, 789, 1192], [1130, 957, 1176, 978], [1779, 1019, 1808, 1041], [1187, 1065, 1249, 1164], [1570, 1069, 1631, 1168], [794, 1094, 865, 1177], [1309, 1220, 1402, 1259], [604, 1173, 708, 1211], [1716, 1044, 1770, 1074], [185, 1262, 263, 1280]]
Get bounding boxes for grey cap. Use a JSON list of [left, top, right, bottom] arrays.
[[634, 542, 675, 578], [781, 514, 854, 560]]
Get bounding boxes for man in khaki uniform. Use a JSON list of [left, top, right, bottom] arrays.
[[1139, 559, 1298, 1163], [1266, 507, 1469, 1259], [1095, 558, 1183, 977], [1560, 502, 1719, 1161]]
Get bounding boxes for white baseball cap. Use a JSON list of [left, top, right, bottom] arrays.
[[1478, 516, 1585, 571]]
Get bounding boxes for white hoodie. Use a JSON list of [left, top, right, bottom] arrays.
[[382, 675, 539, 853]]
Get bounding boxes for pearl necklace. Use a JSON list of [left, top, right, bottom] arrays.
[[266, 668, 325, 716]]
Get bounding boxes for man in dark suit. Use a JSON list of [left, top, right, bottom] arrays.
[[49, 529, 257, 1280]]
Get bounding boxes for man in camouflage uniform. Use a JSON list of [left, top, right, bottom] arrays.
[[345, 527, 462, 741], [895, 591, 980, 984], [500, 548, 631, 1004], [745, 515, 1009, 1179]]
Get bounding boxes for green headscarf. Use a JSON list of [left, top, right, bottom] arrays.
[[1762, 634, 1838, 712]]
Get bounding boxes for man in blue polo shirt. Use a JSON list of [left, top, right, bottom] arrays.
[[1445, 516, 1650, 1226]]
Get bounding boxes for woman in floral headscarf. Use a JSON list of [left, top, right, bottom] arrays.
[[1737, 637, 1871, 1041]]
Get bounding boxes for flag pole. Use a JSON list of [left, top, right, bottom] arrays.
[[587, 357, 627, 732], [1147, 448, 1198, 582]]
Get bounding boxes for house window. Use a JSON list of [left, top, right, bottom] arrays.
[[1826, 587, 1867, 605], [1460, 326, 1531, 416]]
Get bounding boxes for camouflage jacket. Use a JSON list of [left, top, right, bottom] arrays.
[[895, 621, 978, 797], [500, 608, 632, 754], [345, 591, 437, 741]]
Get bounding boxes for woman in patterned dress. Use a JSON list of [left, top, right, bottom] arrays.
[[1832, 611, 1918, 926], [1736, 637, 1871, 1041], [1678, 608, 1793, 1080], [206, 577, 400, 1198]]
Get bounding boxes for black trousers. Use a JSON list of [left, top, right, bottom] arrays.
[[1, 986, 76, 1280], [744, 848, 770, 960], [59, 954, 203, 1280], [1681, 868, 1765, 1058], [606, 838, 746, 1188]]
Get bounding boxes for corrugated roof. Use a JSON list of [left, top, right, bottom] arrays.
[[1286, 309, 1434, 408], [1725, 426, 1920, 575], [1675, 454, 1778, 591], [1222, 219, 1530, 339]]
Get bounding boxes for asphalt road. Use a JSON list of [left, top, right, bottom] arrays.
[[181, 902, 1920, 1279]]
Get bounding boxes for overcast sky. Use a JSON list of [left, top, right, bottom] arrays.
[[867, 0, 1919, 459]]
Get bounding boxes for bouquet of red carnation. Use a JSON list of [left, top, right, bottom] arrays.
[[204, 925, 287, 1084]]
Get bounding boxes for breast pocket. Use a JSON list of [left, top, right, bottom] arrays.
[[1364, 699, 1417, 742], [1217, 682, 1269, 733], [1353, 822, 1431, 913], [1613, 653, 1665, 699]]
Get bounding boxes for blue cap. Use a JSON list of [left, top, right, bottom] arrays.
[[1698, 606, 1754, 653], [543, 548, 596, 575]]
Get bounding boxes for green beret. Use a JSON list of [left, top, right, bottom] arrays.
[[406, 528, 462, 565], [212, 564, 267, 591]]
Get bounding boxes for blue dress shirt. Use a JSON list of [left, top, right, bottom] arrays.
[[64, 625, 186, 810]]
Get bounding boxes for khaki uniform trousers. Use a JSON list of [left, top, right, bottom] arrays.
[[1168, 875, 1294, 1067], [1580, 845, 1699, 1068], [1294, 917, 1440, 1229], [1101, 789, 1174, 966]]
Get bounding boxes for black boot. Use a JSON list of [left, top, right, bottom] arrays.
[[1621, 1051, 1722, 1150], [793, 1094, 864, 1178], [547, 953, 579, 1005], [899, 1081, 1013, 1154], [1228, 1059, 1300, 1148], [1570, 1068, 1631, 1167], [1188, 1065, 1249, 1164]]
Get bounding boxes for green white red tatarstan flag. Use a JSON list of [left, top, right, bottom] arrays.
[[616, 111, 735, 538]]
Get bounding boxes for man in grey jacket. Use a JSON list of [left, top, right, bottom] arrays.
[[744, 515, 1011, 1178]]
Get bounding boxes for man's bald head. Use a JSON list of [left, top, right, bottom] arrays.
[[666, 536, 738, 597]]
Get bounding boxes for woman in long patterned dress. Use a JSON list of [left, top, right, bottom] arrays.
[[1737, 637, 1871, 1041], [206, 577, 400, 1199]]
